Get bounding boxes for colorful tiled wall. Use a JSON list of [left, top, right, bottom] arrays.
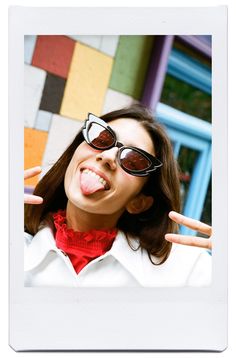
[[24, 35, 153, 187]]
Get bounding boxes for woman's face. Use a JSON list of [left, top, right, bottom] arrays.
[[64, 118, 155, 217]]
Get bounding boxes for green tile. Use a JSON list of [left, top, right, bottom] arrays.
[[109, 36, 154, 100]]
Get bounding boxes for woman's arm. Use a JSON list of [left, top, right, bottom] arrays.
[[24, 166, 43, 204], [165, 211, 212, 250]]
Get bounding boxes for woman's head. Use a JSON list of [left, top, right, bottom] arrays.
[[25, 104, 180, 264], [64, 116, 156, 221]]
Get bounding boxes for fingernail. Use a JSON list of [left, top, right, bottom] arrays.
[[169, 211, 177, 219]]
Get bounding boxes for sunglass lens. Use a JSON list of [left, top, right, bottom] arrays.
[[88, 123, 115, 149], [120, 148, 151, 172]]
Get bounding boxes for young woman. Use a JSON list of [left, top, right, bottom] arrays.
[[24, 105, 212, 287]]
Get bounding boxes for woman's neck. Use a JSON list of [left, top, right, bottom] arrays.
[[65, 201, 122, 232]]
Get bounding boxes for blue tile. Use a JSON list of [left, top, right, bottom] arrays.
[[35, 110, 52, 131], [24, 35, 37, 64]]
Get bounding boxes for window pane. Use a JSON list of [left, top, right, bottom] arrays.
[[178, 146, 199, 211], [200, 178, 212, 227], [161, 74, 211, 122]]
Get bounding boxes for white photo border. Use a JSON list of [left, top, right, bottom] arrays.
[[9, 6, 228, 351]]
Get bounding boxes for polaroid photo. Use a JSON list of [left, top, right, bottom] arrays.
[[9, 6, 227, 351]]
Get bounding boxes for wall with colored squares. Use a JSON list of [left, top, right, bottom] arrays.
[[24, 34, 212, 230], [24, 35, 154, 186]]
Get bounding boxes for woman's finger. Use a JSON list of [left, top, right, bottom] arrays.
[[24, 166, 42, 180], [169, 211, 212, 236], [165, 233, 212, 250], [24, 194, 43, 205]]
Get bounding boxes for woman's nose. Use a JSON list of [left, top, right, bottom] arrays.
[[96, 147, 119, 170]]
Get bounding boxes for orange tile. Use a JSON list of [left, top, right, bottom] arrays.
[[24, 128, 48, 186]]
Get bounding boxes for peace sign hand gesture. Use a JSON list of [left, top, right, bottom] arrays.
[[24, 166, 43, 205], [165, 211, 212, 250]]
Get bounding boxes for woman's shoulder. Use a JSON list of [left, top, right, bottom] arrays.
[[24, 225, 54, 245], [146, 243, 211, 286], [115, 231, 211, 286]]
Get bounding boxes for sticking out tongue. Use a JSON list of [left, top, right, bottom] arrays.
[[80, 171, 105, 196]]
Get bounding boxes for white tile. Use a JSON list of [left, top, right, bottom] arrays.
[[102, 88, 138, 115], [24, 35, 37, 64], [24, 64, 46, 128], [68, 35, 102, 49], [100, 36, 119, 57], [35, 110, 52, 131], [41, 114, 83, 177]]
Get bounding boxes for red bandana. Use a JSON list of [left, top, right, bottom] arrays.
[[53, 210, 117, 274]]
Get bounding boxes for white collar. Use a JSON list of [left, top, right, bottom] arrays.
[[24, 226, 58, 271], [24, 226, 207, 286], [24, 226, 149, 284]]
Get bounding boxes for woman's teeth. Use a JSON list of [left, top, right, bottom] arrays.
[[83, 169, 108, 188]]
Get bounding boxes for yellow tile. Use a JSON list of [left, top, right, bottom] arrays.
[[60, 43, 113, 120], [24, 128, 48, 186]]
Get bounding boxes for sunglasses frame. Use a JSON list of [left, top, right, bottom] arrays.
[[82, 113, 163, 177]]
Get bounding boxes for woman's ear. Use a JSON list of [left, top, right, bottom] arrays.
[[126, 194, 154, 214]]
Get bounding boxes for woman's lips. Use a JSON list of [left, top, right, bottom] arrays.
[[80, 166, 111, 194]]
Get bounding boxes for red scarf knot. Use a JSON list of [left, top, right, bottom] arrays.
[[53, 210, 117, 274]]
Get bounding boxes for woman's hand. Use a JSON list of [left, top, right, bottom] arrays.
[[24, 166, 43, 204], [165, 211, 212, 250]]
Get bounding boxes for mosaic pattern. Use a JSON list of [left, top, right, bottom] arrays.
[[68, 35, 119, 57], [24, 35, 153, 180], [109, 36, 155, 99], [42, 114, 83, 177], [24, 64, 46, 128], [32, 35, 75, 79], [24, 128, 48, 186], [40, 73, 66, 114], [24, 35, 119, 183], [35, 110, 52, 132], [24, 34, 212, 228], [102, 88, 137, 114], [60, 42, 113, 120]]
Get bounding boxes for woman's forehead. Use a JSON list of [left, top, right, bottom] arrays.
[[108, 118, 155, 154]]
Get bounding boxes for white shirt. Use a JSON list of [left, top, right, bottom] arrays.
[[24, 226, 211, 287]]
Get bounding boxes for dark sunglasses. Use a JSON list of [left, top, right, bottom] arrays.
[[82, 113, 163, 177]]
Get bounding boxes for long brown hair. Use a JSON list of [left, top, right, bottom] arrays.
[[25, 104, 180, 264]]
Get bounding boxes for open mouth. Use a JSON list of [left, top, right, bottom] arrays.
[[82, 168, 110, 189], [80, 167, 110, 196]]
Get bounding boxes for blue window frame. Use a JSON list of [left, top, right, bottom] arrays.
[[156, 102, 212, 235], [167, 48, 212, 94]]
